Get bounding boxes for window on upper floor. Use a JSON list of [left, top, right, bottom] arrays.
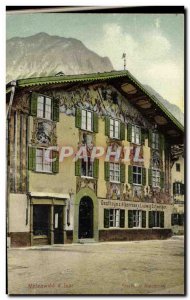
[[81, 157, 93, 178], [176, 163, 180, 172], [110, 162, 120, 183], [110, 119, 120, 139], [28, 146, 59, 173], [37, 96, 52, 120], [131, 125, 141, 145], [133, 166, 142, 185], [173, 182, 184, 195], [81, 109, 93, 131], [152, 169, 160, 188], [152, 132, 159, 150], [30, 92, 59, 122]]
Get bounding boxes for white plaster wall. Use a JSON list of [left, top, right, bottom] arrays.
[[9, 193, 30, 232]]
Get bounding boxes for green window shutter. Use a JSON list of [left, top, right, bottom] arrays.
[[120, 163, 126, 183], [52, 150, 59, 173], [128, 165, 133, 184], [181, 183, 184, 195], [30, 92, 38, 116], [171, 214, 175, 226], [148, 169, 152, 186], [160, 171, 164, 189], [75, 159, 81, 176], [127, 123, 132, 142], [104, 209, 110, 228], [148, 211, 154, 228], [178, 214, 184, 226], [28, 147, 36, 171], [128, 210, 133, 228], [105, 116, 110, 137], [120, 122, 125, 140], [173, 182, 177, 195], [142, 211, 146, 228], [75, 107, 82, 128], [104, 162, 110, 181], [120, 210, 125, 228], [93, 112, 99, 133], [159, 134, 165, 153], [93, 159, 99, 179], [52, 98, 60, 122], [142, 168, 146, 186], [160, 212, 164, 228], [148, 130, 152, 148]]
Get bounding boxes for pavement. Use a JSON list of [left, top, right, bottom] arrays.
[[7, 236, 185, 295]]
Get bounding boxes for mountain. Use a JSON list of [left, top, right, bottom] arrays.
[[144, 85, 184, 126], [6, 32, 113, 83]]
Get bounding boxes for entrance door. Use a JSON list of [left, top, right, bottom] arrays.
[[54, 206, 63, 244], [79, 197, 93, 239]]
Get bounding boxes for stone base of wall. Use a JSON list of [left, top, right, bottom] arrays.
[[33, 237, 49, 246], [65, 231, 73, 244], [99, 229, 172, 242], [9, 232, 31, 247]]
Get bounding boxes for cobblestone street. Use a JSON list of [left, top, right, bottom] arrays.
[[7, 236, 184, 295]]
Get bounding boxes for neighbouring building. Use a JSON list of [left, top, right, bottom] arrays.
[[6, 70, 184, 247], [171, 149, 184, 234]]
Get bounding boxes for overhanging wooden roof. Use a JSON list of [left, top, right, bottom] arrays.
[[6, 70, 184, 144]]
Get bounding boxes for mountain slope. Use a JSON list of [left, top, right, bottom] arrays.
[[6, 32, 113, 83]]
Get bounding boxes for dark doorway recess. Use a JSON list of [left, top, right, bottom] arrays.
[[54, 206, 63, 244], [79, 197, 93, 239]]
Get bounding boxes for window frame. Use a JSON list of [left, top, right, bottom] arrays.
[[131, 124, 141, 145], [132, 165, 142, 185], [132, 210, 142, 228], [152, 211, 161, 228], [81, 109, 93, 132], [81, 157, 93, 178], [152, 132, 159, 150], [37, 95, 52, 120], [36, 147, 53, 173], [109, 162, 120, 183], [152, 169, 161, 188], [108, 209, 121, 228], [110, 118, 120, 139]]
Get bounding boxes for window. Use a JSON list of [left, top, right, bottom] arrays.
[[81, 157, 93, 178], [172, 213, 184, 226], [149, 211, 164, 228], [104, 209, 125, 228], [36, 148, 52, 173], [132, 210, 142, 228], [152, 132, 159, 149], [110, 162, 120, 183], [33, 205, 50, 236], [173, 182, 183, 195], [81, 109, 93, 131], [110, 119, 120, 139], [152, 169, 160, 187], [133, 166, 142, 185], [132, 125, 141, 144], [176, 163, 180, 172], [37, 96, 52, 120]]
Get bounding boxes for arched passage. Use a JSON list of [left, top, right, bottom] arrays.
[[79, 197, 93, 239], [73, 188, 99, 242]]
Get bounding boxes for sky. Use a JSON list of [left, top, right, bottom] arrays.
[[6, 13, 184, 111]]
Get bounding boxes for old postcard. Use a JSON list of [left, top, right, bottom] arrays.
[[6, 6, 185, 295]]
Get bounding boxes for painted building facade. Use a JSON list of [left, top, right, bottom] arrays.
[[6, 71, 184, 247]]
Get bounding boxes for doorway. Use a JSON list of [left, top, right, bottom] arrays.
[[78, 197, 93, 239]]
